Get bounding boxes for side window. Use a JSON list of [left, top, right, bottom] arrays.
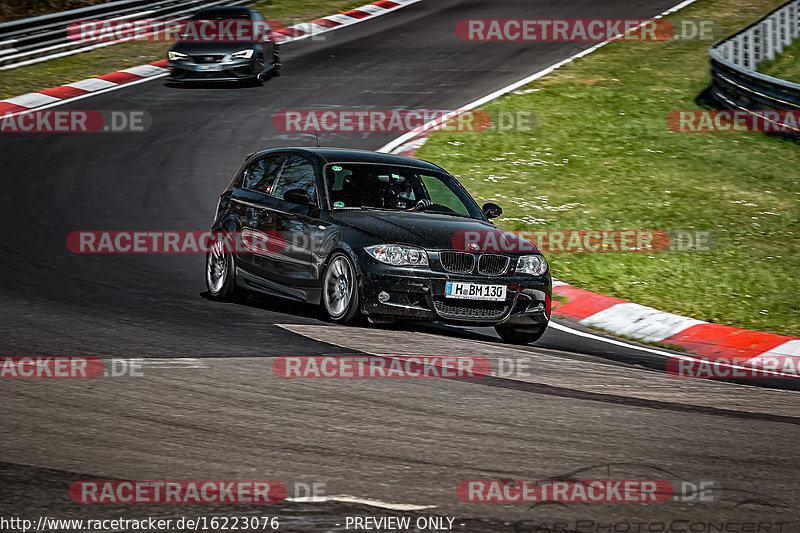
[[271, 155, 317, 201], [420, 174, 469, 215], [250, 11, 270, 39], [242, 155, 283, 194]]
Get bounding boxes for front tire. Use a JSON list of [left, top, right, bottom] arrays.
[[495, 324, 547, 345], [271, 45, 281, 77], [322, 252, 360, 323], [206, 239, 248, 302], [251, 55, 266, 86]]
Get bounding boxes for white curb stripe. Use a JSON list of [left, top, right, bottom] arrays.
[[4, 92, 61, 107], [579, 303, 705, 342], [66, 78, 118, 91], [753, 339, 800, 359], [324, 13, 365, 24], [120, 64, 169, 77], [289, 22, 322, 35], [356, 5, 387, 15]]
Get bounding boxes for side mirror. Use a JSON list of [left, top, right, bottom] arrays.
[[284, 188, 314, 206], [482, 202, 502, 219]]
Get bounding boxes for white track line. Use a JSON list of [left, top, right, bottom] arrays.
[[548, 321, 680, 358], [287, 494, 436, 511], [378, 0, 701, 154]]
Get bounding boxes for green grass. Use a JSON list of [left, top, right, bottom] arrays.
[[758, 37, 800, 84], [416, 0, 800, 336], [0, 0, 362, 99]]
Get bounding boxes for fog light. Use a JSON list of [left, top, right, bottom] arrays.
[[378, 291, 390, 303]]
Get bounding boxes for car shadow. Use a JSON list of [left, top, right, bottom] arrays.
[[200, 290, 323, 320], [163, 80, 260, 90], [199, 290, 499, 342], [377, 320, 498, 343]]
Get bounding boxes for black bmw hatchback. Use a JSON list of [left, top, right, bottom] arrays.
[[206, 148, 552, 344]]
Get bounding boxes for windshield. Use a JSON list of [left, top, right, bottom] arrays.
[[325, 163, 483, 219]]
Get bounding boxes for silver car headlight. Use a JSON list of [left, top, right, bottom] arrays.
[[365, 245, 429, 266], [228, 49, 254, 60], [168, 51, 188, 61], [516, 254, 548, 275]]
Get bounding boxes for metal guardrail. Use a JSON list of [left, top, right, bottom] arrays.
[[709, 0, 800, 131], [0, 0, 250, 70]]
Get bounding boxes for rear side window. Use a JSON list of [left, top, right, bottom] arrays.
[[242, 155, 283, 194], [271, 155, 317, 201]]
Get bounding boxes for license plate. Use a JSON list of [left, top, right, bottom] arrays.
[[445, 282, 506, 301], [194, 64, 222, 71]]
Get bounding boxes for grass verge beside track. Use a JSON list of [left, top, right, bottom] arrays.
[[0, 0, 361, 99], [416, 0, 799, 336]]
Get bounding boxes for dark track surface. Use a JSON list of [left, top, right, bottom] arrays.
[[1, 1, 798, 530]]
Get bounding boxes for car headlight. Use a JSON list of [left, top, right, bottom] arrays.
[[228, 49, 254, 60], [365, 245, 429, 266], [168, 51, 188, 61], [516, 255, 548, 275]]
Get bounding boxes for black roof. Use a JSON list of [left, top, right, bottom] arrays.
[[251, 147, 447, 173]]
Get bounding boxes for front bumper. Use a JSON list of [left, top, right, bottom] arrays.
[[355, 249, 551, 327], [168, 58, 257, 81]]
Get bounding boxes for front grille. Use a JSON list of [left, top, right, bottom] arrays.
[[478, 254, 510, 276], [440, 251, 475, 274], [433, 300, 509, 320], [193, 55, 223, 63]]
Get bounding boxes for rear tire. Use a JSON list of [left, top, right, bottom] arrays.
[[495, 324, 547, 345], [322, 252, 360, 323], [206, 239, 248, 303]]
